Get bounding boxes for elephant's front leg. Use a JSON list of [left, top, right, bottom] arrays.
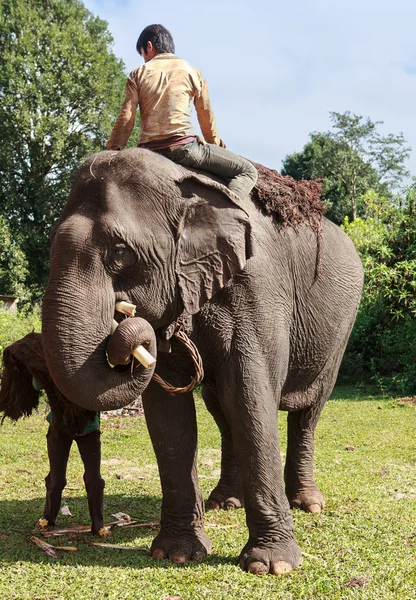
[[284, 403, 326, 514], [142, 378, 211, 564], [220, 375, 302, 575]]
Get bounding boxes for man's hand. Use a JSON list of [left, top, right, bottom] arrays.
[[219, 139, 227, 149]]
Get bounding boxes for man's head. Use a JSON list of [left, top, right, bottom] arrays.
[[136, 24, 175, 62]]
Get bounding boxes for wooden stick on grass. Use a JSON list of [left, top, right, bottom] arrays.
[[119, 521, 159, 530], [88, 542, 149, 553], [41, 525, 91, 537], [31, 536, 59, 558], [31, 536, 77, 558], [40, 519, 139, 537]]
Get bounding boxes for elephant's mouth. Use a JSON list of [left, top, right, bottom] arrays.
[[108, 300, 204, 397], [106, 301, 157, 370]]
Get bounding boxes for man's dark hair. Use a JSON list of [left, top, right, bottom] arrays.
[[136, 24, 175, 55]]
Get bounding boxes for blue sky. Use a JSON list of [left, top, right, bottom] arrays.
[[84, 0, 416, 179]]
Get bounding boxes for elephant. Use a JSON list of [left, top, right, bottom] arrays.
[[41, 148, 363, 575]]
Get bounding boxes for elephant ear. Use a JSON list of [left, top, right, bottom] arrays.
[[176, 173, 253, 315]]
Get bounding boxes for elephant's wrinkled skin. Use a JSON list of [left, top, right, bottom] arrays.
[[42, 148, 363, 574]]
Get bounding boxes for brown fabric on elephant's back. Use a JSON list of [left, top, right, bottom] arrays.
[[0, 332, 94, 434], [251, 162, 325, 231]]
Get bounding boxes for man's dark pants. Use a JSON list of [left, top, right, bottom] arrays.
[[158, 140, 258, 200]]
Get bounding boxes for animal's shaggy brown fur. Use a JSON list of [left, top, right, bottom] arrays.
[[251, 163, 325, 275], [251, 162, 325, 230], [0, 332, 94, 434]]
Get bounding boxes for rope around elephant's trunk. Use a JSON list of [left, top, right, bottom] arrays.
[[151, 330, 204, 394]]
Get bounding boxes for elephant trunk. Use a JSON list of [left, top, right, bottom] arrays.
[[106, 318, 155, 367], [42, 282, 157, 412]]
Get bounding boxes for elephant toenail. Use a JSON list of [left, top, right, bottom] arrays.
[[307, 503, 322, 513], [170, 553, 187, 564], [193, 551, 205, 562], [152, 549, 166, 560], [248, 560, 268, 575], [271, 560, 293, 575]]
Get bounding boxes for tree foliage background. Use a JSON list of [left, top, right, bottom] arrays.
[[341, 186, 416, 394], [282, 112, 410, 224], [282, 112, 415, 394], [0, 0, 139, 298]]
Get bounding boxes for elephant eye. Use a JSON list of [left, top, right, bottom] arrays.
[[113, 245, 126, 259], [107, 243, 136, 272]]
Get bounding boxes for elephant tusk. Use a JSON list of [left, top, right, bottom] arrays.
[[109, 319, 156, 369], [131, 345, 156, 369], [115, 301, 136, 317]]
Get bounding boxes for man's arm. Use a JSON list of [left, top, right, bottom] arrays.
[[193, 75, 222, 146], [105, 76, 139, 151]]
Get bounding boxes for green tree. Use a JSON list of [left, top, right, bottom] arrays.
[[0, 0, 138, 298], [0, 215, 28, 302], [282, 133, 380, 223], [282, 112, 410, 223]]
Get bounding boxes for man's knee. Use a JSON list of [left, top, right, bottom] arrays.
[[242, 159, 258, 185]]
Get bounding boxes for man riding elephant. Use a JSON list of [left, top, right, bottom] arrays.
[[106, 24, 258, 201]]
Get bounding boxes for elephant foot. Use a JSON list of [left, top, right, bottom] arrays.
[[151, 529, 212, 564], [286, 486, 326, 514], [239, 538, 302, 575], [206, 485, 244, 511]]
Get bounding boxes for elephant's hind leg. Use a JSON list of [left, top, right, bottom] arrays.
[[284, 316, 358, 513], [202, 384, 244, 510], [284, 402, 327, 514]]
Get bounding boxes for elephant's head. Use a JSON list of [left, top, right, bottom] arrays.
[[42, 148, 252, 411]]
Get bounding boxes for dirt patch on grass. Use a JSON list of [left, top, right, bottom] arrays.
[[101, 457, 158, 481], [101, 457, 125, 466], [397, 397, 416, 407]]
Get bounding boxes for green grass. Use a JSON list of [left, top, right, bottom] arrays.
[[0, 386, 415, 599]]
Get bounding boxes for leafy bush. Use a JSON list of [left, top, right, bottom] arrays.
[[341, 198, 416, 394]]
